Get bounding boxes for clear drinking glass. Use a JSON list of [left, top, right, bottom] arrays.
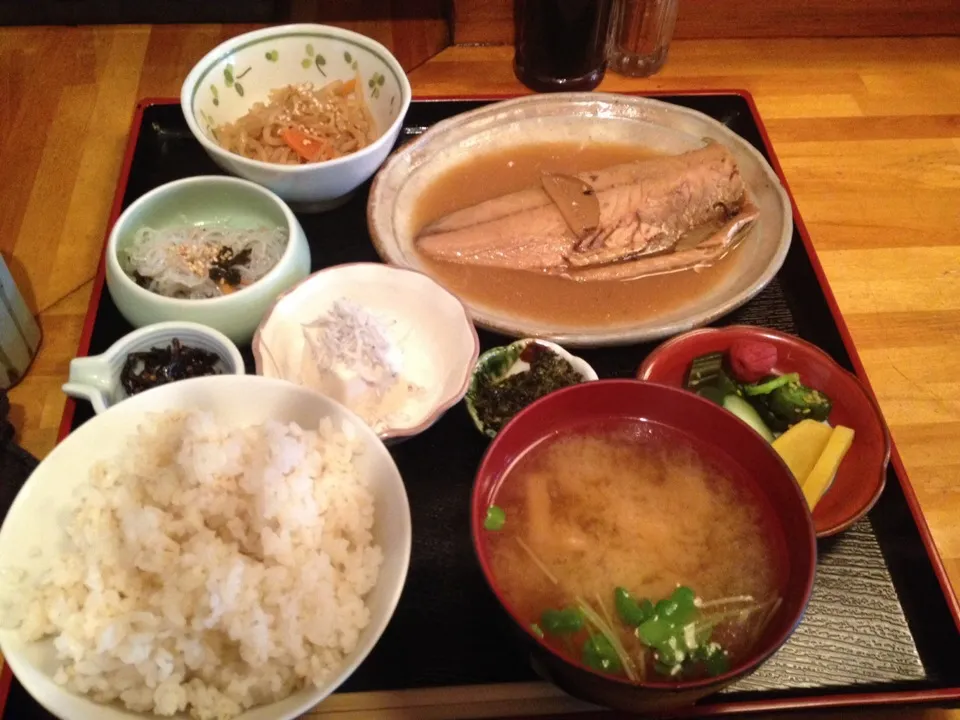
[[608, 0, 680, 77]]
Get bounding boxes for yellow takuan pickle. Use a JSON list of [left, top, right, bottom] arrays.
[[772, 419, 834, 484], [802, 425, 856, 510]]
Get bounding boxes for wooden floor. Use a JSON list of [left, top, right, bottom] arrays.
[[1, 26, 959, 720]]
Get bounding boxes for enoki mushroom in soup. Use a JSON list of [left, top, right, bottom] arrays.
[[483, 421, 783, 682]]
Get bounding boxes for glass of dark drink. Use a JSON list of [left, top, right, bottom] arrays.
[[513, 0, 615, 93]]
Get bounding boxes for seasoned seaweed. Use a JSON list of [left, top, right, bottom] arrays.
[[472, 344, 582, 434], [120, 339, 222, 396]]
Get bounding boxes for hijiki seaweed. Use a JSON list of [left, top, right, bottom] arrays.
[[120, 339, 222, 396], [207, 246, 253, 288], [473, 343, 583, 434]]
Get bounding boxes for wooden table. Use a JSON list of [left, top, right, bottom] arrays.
[[1, 25, 959, 720]]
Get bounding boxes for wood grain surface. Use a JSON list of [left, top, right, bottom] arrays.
[[451, 0, 960, 44], [1, 24, 959, 720], [286, 0, 449, 70]]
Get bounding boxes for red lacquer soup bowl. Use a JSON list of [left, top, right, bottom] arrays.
[[637, 326, 892, 538], [471, 380, 816, 714]]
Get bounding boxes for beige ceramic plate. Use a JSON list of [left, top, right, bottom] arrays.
[[367, 93, 793, 347]]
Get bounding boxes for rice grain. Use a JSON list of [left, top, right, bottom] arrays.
[[14, 410, 382, 719]]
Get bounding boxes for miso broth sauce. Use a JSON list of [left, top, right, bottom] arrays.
[[485, 420, 781, 681], [412, 141, 745, 329]]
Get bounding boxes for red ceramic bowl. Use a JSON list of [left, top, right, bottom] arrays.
[[637, 326, 891, 537], [471, 380, 816, 714]]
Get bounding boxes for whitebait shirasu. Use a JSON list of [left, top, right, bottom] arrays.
[[302, 298, 423, 432]]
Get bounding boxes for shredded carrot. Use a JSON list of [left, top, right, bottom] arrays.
[[337, 77, 357, 96], [280, 127, 335, 163]]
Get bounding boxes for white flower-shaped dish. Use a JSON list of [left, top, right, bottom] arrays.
[[62, 321, 245, 414], [253, 263, 479, 442]]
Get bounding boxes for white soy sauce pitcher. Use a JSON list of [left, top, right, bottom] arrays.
[[62, 321, 245, 414]]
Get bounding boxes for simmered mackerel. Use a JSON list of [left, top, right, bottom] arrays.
[[416, 143, 758, 282]]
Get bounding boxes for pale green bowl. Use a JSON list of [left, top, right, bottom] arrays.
[[105, 176, 311, 344]]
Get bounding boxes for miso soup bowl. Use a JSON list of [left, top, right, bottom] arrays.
[[471, 379, 816, 714]]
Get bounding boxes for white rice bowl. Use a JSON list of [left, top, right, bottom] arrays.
[[0, 376, 411, 720]]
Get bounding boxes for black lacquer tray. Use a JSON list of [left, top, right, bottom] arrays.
[[3, 93, 959, 720]]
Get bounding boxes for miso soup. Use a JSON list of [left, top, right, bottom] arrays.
[[484, 420, 783, 682]]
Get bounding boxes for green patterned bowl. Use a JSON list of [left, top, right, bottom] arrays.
[[181, 24, 412, 212]]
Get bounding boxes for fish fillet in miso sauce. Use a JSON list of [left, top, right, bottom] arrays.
[[412, 141, 759, 329], [484, 420, 782, 681]]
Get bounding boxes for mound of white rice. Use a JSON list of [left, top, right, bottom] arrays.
[[13, 410, 383, 719]]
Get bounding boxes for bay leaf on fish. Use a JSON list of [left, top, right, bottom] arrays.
[[540, 172, 600, 240]]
